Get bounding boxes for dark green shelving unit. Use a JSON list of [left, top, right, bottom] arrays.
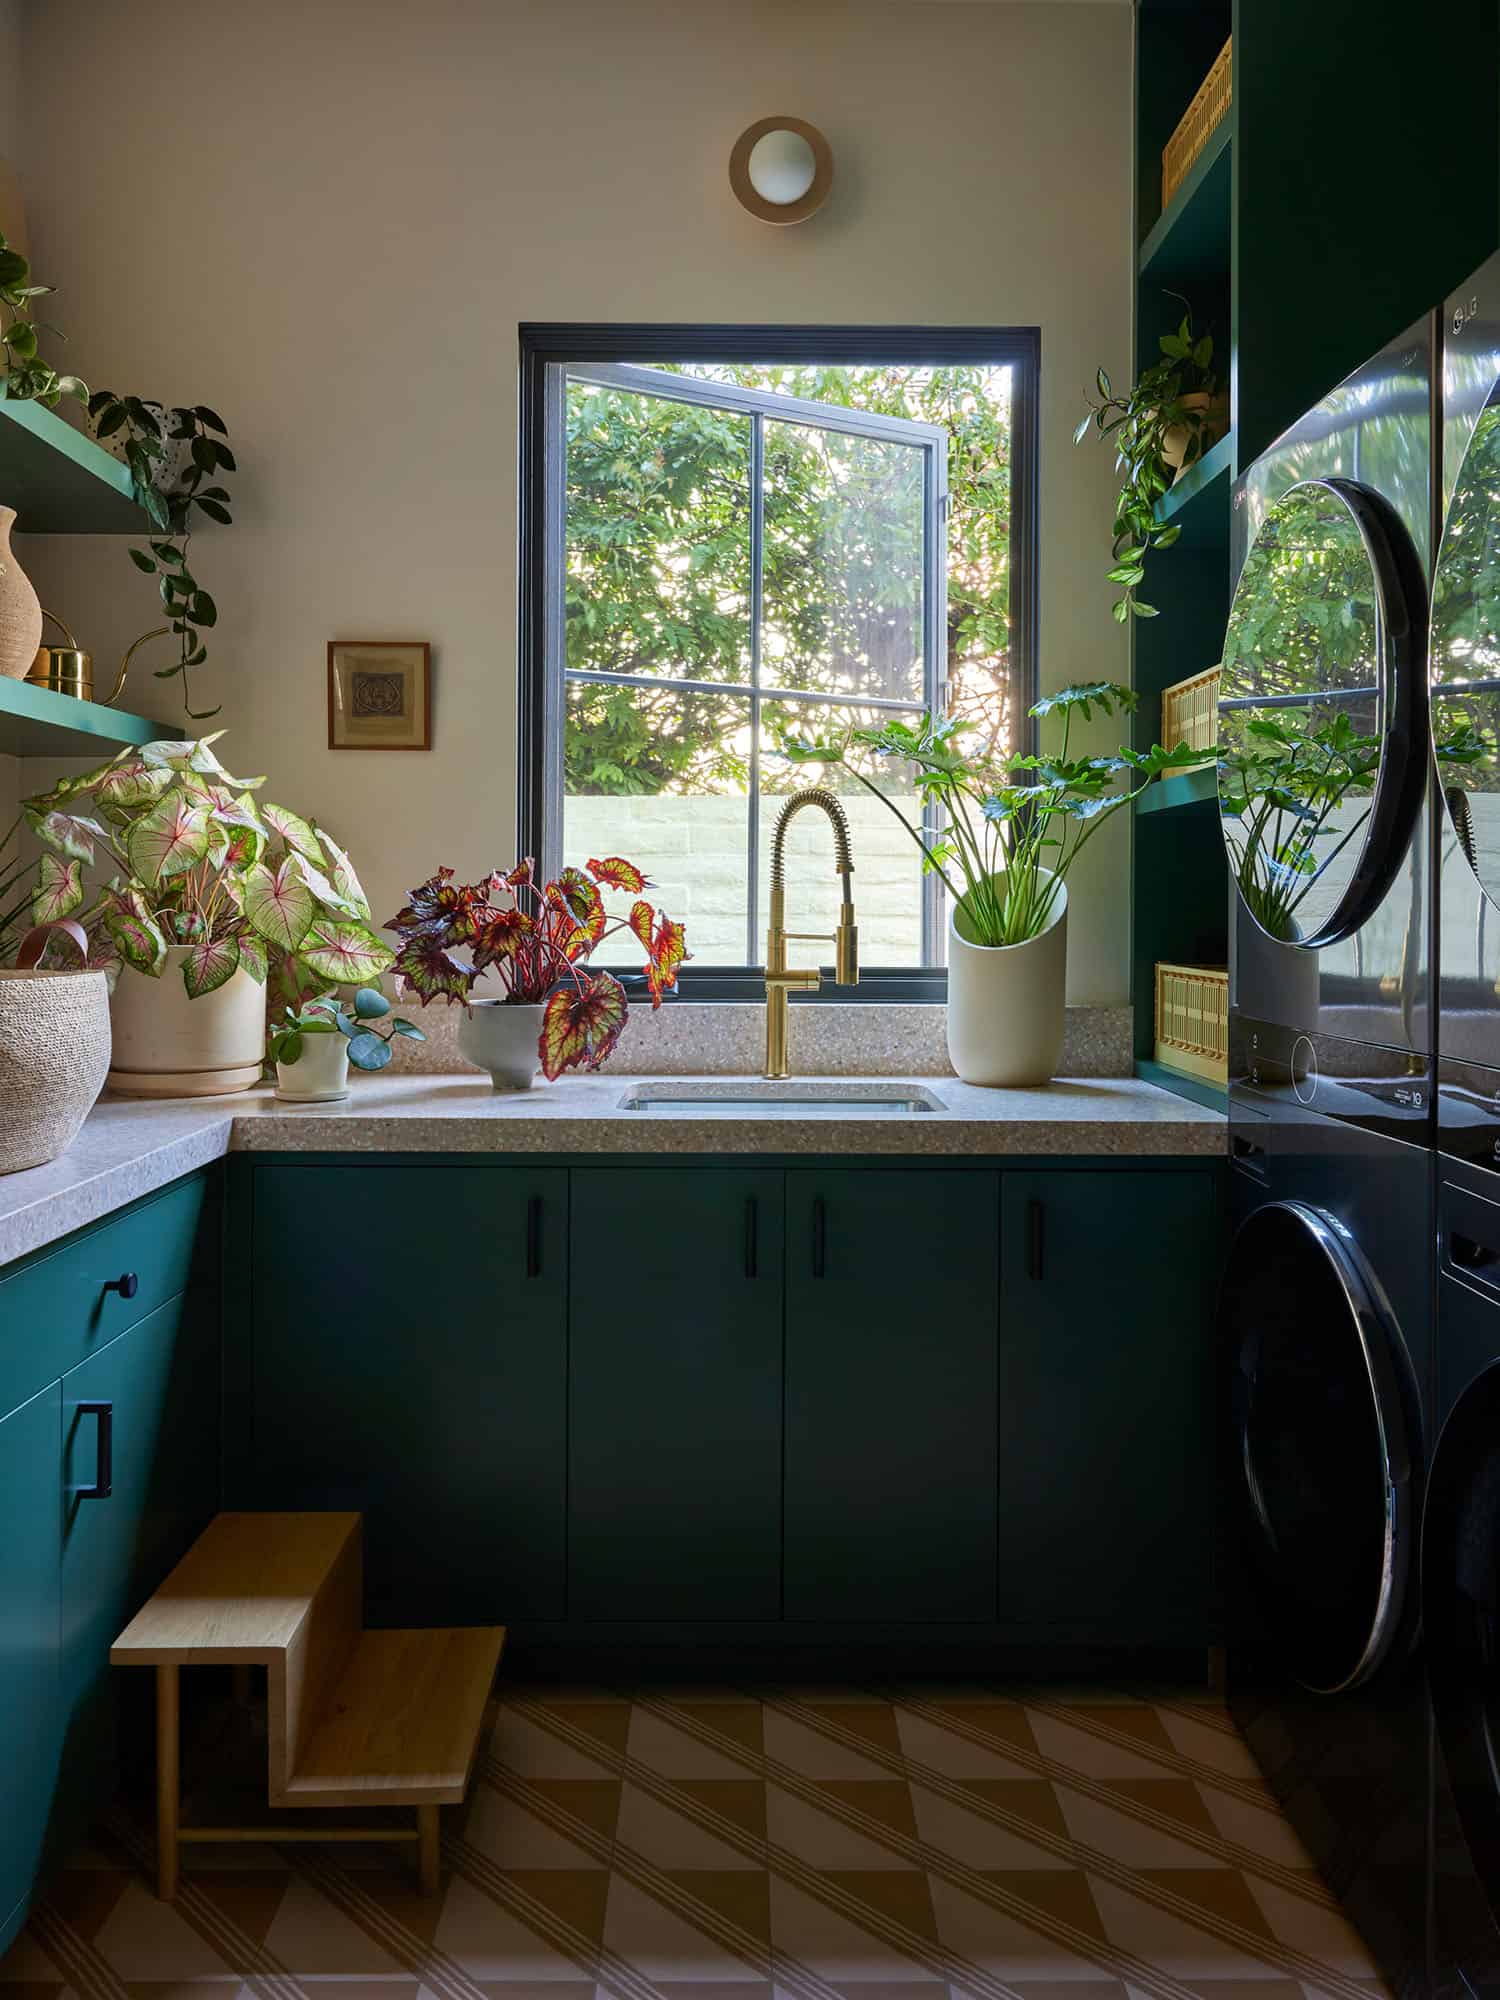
[[1137, 112, 1231, 288], [0, 676, 182, 757], [0, 393, 142, 534], [1135, 765, 1217, 818]]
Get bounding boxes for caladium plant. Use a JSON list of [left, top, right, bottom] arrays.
[[385, 855, 689, 1080], [14, 733, 394, 1020]]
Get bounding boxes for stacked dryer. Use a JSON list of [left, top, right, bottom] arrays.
[[1216, 321, 1437, 2000], [1426, 248, 1500, 1999]]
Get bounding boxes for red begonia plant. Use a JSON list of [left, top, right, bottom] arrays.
[[385, 856, 688, 1080]]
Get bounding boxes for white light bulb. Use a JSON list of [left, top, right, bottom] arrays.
[[746, 129, 816, 206]]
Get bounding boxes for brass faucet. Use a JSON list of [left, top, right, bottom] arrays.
[[764, 788, 859, 1078]]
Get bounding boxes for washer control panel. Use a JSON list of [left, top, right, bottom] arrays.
[[1231, 1017, 1431, 1143]]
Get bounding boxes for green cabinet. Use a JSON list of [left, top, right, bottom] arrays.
[[0, 1384, 62, 1950], [245, 1164, 569, 1624], [783, 1169, 1001, 1622], [998, 1169, 1217, 1643], [569, 1168, 784, 1619]]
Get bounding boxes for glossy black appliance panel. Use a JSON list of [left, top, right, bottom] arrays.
[[1230, 1016, 1431, 1147], [1436, 249, 1500, 1070], [1227, 320, 1435, 1051]]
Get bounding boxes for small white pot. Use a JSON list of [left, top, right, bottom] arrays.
[[276, 1032, 350, 1102], [0, 967, 112, 1174], [107, 944, 267, 1097], [458, 999, 544, 1091], [946, 871, 1068, 1087]]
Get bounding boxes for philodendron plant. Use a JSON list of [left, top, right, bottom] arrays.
[[784, 684, 1207, 947], [18, 733, 393, 1013]]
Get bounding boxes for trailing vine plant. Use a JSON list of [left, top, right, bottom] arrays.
[[86, 391, 235, 720], [0, 229, 85, 407]]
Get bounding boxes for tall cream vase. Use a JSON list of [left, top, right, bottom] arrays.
[[107, 946, 267, 1096], [0, 504, 42, 679], [946, 870, 1068, 1087]]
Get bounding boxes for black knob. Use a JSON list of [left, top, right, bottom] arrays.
[[105, 1272, 139, 1300]]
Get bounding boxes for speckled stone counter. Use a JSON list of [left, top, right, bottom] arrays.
[[0, 1072, 1223, 1266]]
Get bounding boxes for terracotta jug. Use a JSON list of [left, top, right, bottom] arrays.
[[0, 505, 42, 680]]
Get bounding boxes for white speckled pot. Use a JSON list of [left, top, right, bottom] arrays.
[[0, 967, 112, 1173], [275, 1033, 350, 1103], [946, 872, 1068, 1087], [107, 946, 267, 1097], [457, 1000, 544, 1091]]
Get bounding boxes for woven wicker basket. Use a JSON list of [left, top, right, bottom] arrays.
[[1154, 962, 1228, 1085], [1162, 38, 1232, 210], [1160, 665, 1220, 764]]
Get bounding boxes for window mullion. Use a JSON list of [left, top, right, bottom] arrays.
[[748, 410, 764, 968]]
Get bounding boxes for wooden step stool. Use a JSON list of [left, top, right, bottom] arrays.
[[111, 1512, 505, 1900]]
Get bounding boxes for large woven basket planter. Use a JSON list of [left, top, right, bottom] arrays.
[[0, 967, 112, 1174]]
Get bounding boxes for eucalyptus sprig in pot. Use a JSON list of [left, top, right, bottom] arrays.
[[1075, 302, 1227, 623], [784, 686, 1206, 1086]]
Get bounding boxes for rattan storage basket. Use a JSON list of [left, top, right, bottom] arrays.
[[1160, 665, 1220, 764], [1154, 962, 1229, 1084], [1162, 38, 1232, 210]]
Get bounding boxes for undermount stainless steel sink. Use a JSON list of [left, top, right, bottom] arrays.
[[616, 1080, 946, 1115]]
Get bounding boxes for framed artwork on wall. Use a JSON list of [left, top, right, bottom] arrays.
[[327, 640, 431, 750]]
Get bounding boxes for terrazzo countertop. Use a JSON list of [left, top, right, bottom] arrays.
[[0, 1072, 1223, 1267]]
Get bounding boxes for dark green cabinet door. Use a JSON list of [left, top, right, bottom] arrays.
[[58, 1291, 219, 1818], [0, 1384, 61, 1939], [570, 1168, 784, 1619], [248, 1165, 568, 1624], [784, 1169, 1000, 1621], [999, 1170, 1217, 1643]]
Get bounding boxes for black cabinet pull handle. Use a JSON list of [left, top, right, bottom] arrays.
[[526, 1196, 543, 1278], [812, 1196, 826, 1279], [104, 1272, 139, 1300], [1026, 1199, 1045, 1281], [78, 1401, 112, 1500], [744, 1196, 758, 1279]]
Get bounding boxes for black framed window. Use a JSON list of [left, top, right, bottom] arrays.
[[518, 326, 1039, 1000]]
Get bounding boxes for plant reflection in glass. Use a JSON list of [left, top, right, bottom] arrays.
[[1431, 392, 1500, 904]]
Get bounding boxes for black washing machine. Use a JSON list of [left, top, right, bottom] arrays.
[[1221, 1024, 1432, 2000], [1426, 244, 1500, 1998]]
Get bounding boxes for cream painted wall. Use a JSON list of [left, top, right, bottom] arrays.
[[0, 0, 21, 843], [12, 0, 1135, 1000]]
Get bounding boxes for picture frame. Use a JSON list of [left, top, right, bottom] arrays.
[[327, 640, 431, 751]]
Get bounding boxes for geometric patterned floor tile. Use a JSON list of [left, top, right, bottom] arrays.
[[0, 1688, 1394, 2000]]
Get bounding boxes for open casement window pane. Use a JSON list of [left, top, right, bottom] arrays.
[[564, 679, 752, 967], [758, 703, 929, 968]]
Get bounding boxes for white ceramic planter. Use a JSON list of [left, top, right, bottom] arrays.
[[0, 967, 112, 1173], [458, 999, 544, 1090], [107, 945, 267, 1096], [276, 1032, 350, 1102], [946, 871, 1068, 1087]]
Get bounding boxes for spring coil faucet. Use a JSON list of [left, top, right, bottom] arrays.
[[764, 787, 859, 1078]]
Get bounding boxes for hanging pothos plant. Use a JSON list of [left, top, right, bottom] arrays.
[[1075, 300, 1223, 624], [0, 230, 86, 406]]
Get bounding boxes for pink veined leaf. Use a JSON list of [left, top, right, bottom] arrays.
[[586, 855, 648, 894], [297, 921, 395, 984], [31, 853, 85, 925], [90, 758, 171, 807], [259, 800, 323, 862], [539, 970, 628, 1079], [103, 903, 168, 976], [125, 791, 212, 890], [291, 851, 367, 922], [181, 934, 242, 999], [26, 809, 109, 864], [241, 857, 316, 951], [236, 933, 268, 985], [316, 829, 371, 917]]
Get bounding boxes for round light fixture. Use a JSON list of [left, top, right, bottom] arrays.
[[729, 117, 833, 225]]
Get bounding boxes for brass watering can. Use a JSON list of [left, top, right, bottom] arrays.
[[27, 613, 172, 706]]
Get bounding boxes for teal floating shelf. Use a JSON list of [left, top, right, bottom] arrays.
[[0, 676, 183, 758], [1152, 429, 1233, 553], [1135, 1057, 1227, 1114], [1135, 764, 1218, 815], [1138, 116, 1232, 286], [0, 391, 143, 534]]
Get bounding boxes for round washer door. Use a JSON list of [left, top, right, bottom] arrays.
[[1432, 374, 1500, 907], [1425, 1362, 1500, 1912], [1219, 476, 1427, 947], [1220, 1200, 1413, 1693]]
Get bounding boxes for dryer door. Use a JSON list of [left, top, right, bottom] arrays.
[[1220, 1200, 1414, 1693], [1432, 372, 1500, 913], [1219, 478, 1428, 948]]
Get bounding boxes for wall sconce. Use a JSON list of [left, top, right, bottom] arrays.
[[729, 117, 833, 225]]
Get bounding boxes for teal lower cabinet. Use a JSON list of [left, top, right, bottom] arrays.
[[0, 1171, 220, 1955], [569, 1168, 784, 1619], [998, 1169, 1218, 1646], [0, 1384, 62, 1954], [242, 1164, 569, 1624], [784, 1170, 1001, 1622]]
